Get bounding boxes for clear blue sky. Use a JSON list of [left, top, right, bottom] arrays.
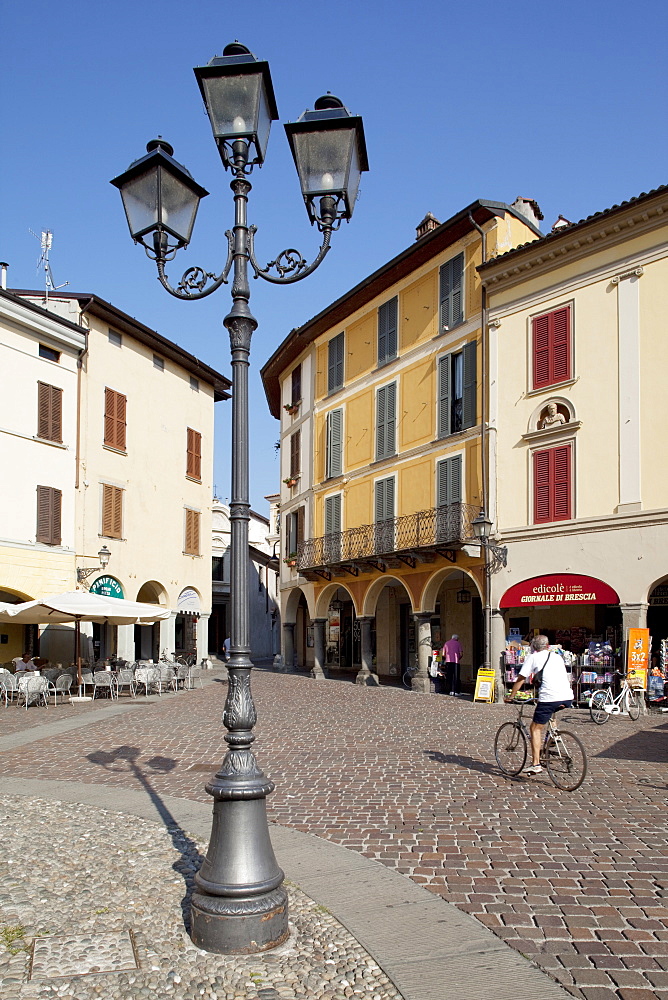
[[2, 0, 666, 512]]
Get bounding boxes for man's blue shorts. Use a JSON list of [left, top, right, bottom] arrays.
[[533, 700, 572, 725]]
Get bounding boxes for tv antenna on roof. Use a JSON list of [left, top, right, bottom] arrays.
[[29, 229, 69, 304]]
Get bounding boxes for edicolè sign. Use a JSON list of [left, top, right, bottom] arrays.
[[500, 574, 619, 608]]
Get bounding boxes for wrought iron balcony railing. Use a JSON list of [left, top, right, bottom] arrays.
[[297, 502, 481, 575]]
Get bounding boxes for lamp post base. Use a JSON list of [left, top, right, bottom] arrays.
[[191, 886, 288, 954]]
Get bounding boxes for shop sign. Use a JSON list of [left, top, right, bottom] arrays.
[[474, 668, 496, 703], [649, 585, 668, 606], [500, 574, 619, 608], [626, 627, 649, 690], [89, 576, 124, 599], [177, 588, 201, 613]]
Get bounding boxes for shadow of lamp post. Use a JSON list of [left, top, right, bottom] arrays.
[[110, 42, 368, 955]]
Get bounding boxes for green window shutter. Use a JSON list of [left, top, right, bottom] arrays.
[[461, 341, 477, 429], [439, 253, 464, 330], [325, 493, 341, 535], [437, 354, 451, 437], [378, 297, 397, 365], [437, 456, 462, 507], [376, 382, 396, 460], [328, 332, 344, 392], [326, 408, 343, 478], [374, 476, 395, 522]]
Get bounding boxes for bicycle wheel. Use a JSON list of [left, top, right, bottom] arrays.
[[402, 671, 413, 689], [590, 689, 610, 725], [544, 730, 587, 791], [625, 687, 641, 721], [494, 722, 528, 776]]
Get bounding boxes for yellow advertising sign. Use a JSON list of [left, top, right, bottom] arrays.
[[474, 668, 496, 703], [627, 627, 650, 690]]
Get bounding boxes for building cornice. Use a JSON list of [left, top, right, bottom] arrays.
[[0, 288, 86, 352], [500, 506, 668, 544], [478, 187, 668, 294]]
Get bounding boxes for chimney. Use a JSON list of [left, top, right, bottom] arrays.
[[551, 214, 572, 232], [0, 262, 7, 290], [415, 212, 441, 240], [511, 197, 544, 230]]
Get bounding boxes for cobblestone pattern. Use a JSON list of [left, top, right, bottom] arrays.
[[1, 672, 667, 998], [0, 795, 400, 1000]]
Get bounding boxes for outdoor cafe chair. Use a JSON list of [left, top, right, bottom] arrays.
[[92, 672, 115, 700], [114, 667, 136, 698], [80, 671, 94, 695], [159, 664, 174, 689], [0, 673, 17, 705], [188, 667, 203, 690], [172, 663, 190, 691], [48, 673, 72, 705], [133, 665, 160, 697], [17, 675, 49, 709]]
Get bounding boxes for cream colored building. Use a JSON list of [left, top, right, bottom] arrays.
[[479, 184, 668, 667], [0, 288, 86, 659], [9, 289, 230, 664]]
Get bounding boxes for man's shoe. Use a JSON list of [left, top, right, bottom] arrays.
[[524, 764, 543, 775]]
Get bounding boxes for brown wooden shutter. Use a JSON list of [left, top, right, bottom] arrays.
[[290, 429, 301, 478], [532, 306, 571, 389], [36, 486, 61, 545], [187, 428, 202, 480], [185, 509, 200, 555], [37, 383, 63, 442], [104, 388, 127, 450], [192, 510, 200, 555], [102, 484, 123, 538], [534, 445, 571, 523], [291, 364, 301, 404]]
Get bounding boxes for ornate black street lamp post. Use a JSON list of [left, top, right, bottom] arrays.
[[111, 42, 368, 955]]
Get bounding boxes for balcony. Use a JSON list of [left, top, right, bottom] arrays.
[[297, 502, 482, 579]]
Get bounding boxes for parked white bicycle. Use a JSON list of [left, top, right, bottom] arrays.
[[589, 671, 641, 724]]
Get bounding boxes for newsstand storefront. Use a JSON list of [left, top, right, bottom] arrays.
[[499, 574, 622, 704]]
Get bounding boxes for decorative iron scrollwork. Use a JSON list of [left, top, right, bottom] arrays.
[[177, 266, 218, 295]]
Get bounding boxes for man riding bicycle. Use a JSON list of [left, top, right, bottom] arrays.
[[505, 634, 573, 776]]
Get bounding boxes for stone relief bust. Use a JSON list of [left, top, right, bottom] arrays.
[[539, 401, 568, 429]]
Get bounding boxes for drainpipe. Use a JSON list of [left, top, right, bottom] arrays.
[[0, 262, 8, 290], [74, 298, 94, 491], [467, 212, 492, 676]]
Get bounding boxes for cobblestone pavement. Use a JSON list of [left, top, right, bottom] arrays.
[[1, 671, 667, 999], [0, 795, 399, 1000]]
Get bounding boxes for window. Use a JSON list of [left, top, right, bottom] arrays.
[[327, 332, 344, 392], [286, 506, 305, 558], [212, 556, 225, 581], [185, 508, 201, 555], [437, 342, 476, 436], [102, 484, 123, 538], [36, 486, 61, 545], [533, 444, 572, 523], [190, 376, 199, 392], [439, 253, 464, 331], [104, 388, 127, 451], [436, 455, 462, 541], [38, 344, 60, 363], [108, 329, 122, 347], [326, 408, 343, 479], [323, 494, 341, 562], [153, 354, 164, 371], [376, 381, 396, 460], [378, 297, 398, 365], [37, 382, 62, 443], [291, 363, 302, 405], [290, 429, 301, 479], [186, 428, 202, 480], [374, 476, 395, 554], [532, 305, 571, 390]]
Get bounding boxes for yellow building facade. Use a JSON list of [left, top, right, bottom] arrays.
[[261, 200, 540, 691], [479, 185, 668, 681]]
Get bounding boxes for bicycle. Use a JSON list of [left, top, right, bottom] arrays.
[[494, 698, 587, 791], [402, 664, 418, 689], [589, 670, 641, 724]]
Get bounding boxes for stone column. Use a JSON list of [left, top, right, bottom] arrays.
[[412, 612, 432, 694], [116, 624, 135, 663], [160, 612, 177, 661], [311, 618, 327, 680], [281, 623, 295, 673], [491, 607, 507, 702], [197, 613, 210, 666], [620, 603, 648, 631], [355, 616, 379, 686]]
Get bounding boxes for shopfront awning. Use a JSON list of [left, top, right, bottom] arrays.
[[500, 574, 620, 608]]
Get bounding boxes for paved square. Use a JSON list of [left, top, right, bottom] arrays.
[[30, 931, 137, 979]]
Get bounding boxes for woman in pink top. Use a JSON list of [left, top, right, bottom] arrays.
[[441, 635, 464, 695]]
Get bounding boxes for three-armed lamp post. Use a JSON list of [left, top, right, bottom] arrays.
[[111, 42, 368, 955], [471, 510, 507, 694]]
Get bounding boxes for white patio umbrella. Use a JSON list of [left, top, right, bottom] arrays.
[[0, 591, 171, 683]]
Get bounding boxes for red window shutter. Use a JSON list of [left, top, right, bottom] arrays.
[[533, 450, 551, 523], [552, 444, 571, 520], [532, 306, 571, 389], [534, 445, 571, 523]]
